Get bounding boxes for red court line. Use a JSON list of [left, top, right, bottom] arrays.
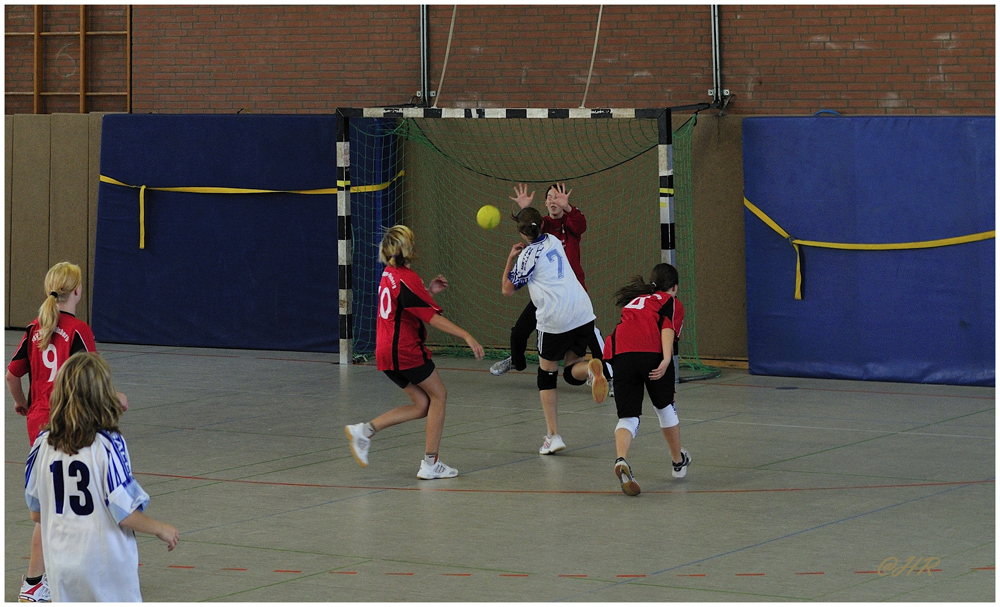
[[221, 568, 247, 571], [678, 574, 706, 577], [129, 471, 995, 496], [972, 567, 995, 571], [168, 565, 195, 569], [275, 569, 302, 573], [711, 381, 994, 401], [736, 573, 765, 576], [796, 572, 825, 575]]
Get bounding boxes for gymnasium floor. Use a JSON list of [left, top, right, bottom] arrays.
[[4, 331, 995, 602]]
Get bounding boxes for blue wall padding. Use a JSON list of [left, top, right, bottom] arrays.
[[743, 117, 994, 386], [349, 118, 399, 355], [93, 114, 340, 352]]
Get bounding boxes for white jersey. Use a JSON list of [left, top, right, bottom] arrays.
[[509, 233, 596, 334], [25, 430, 150, 602]]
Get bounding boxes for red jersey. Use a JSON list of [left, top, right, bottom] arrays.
[[8, 312, 97, 444], [542, 206, 587, 289], [375, 265, 443, 371], [603, 292, 684, 358]]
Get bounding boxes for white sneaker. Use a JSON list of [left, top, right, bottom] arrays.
[[490, 357, 513, 376], [19, 574, 50, 602], [539, 434, 566, 455], [672, 449, 691, 478], [588, 359, 609, 404], [345, 423, 371, 467], [417, 459, 458, 479]]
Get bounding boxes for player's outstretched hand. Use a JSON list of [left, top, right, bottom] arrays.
[[14, 403, 28, 416], [428, 274, 448, 295], [510, 183, 535, 209], [553, 182, 573, 211], [465, 335, 485, 361], [157, 523, 180, 551]]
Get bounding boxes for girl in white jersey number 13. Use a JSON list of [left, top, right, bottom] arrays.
[[24, 353, 178, 602]]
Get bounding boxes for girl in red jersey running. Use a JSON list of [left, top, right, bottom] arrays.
[[6, 261, 129, 601], [346, 225, 484, 480], [602, 263, 690, 496]]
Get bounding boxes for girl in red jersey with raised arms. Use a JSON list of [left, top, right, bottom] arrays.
[[491, 183, 607, 379], [346, 225, 484, 480], [602, 263, 690, 496], [6, 261, 129, 601]]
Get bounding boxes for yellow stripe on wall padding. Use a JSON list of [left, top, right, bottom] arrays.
[[743, 197, 995, 300], [100, 171, 405, 249]]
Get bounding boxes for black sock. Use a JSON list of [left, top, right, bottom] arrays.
[[25, 575, 42, 585]]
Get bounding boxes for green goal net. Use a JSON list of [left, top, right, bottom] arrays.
[[346, 109, 718, 382]]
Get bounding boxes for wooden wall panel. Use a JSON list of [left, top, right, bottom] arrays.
[[49, 114, 91, 323], [8, 115, 52, 327], [5, 115, 13, 327], [689, 114, 749, 361], [88, 113, 106, 319]]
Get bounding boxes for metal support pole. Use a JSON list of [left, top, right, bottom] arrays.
[[419, 5, 430, 106]]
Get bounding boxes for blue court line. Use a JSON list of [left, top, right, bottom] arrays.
[[557, 480, 985, 601]]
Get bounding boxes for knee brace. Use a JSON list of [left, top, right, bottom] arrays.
[[537, 368, 559, 391], [563, 365, 586, 386], [615, 416, 640, 438], [654, 402, 679, 428]]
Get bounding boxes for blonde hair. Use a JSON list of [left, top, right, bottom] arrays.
[[46, 352, 121, 456], [379, 225, 418, 267], [37, 262, 82, 351]]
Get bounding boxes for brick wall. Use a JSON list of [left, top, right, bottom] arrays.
[[131, 5, 421, 112], [7, 5, 992, 115], [724, 5, 995, 113]]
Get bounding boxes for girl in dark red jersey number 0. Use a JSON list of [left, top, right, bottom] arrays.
[[346, 225, 484, 480]]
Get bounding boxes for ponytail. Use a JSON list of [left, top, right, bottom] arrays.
[[613, 263, 679, 307], [613, 275, 658, 307], [37, 262, 82, 350], [513, 206, 543, 241]]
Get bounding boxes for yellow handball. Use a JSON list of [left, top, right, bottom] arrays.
[[477, 204, 501, 230]]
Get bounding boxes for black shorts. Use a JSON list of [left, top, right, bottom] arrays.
[[611, 352, 675, 418], [383, 359, 436, 389], [537, 320, 595, 362]]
